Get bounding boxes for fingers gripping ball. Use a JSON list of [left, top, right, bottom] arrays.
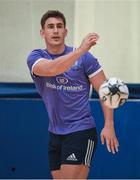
[[99, 77, 129, 108]]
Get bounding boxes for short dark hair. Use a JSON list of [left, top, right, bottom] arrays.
[[41, 10, 66, 29]]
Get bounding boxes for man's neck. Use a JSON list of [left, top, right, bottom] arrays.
[[46, 44, 65, 55]]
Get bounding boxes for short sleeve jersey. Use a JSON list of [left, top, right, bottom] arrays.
[[27, 45, 102, 134]]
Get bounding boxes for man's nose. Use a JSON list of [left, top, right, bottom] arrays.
[[53, 26, 58, 33]]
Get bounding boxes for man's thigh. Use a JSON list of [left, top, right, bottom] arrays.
[[60, 164, 89, 179], [51, 164, 89, 179], [51, 169, 61, 179]]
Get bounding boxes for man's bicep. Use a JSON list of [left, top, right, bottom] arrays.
[[32, 58, 51, 76]]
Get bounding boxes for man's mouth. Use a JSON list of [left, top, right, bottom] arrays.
[[52, 36, 60, 40]]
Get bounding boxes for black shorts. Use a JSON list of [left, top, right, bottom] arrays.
[[48, 128, 98, 171]]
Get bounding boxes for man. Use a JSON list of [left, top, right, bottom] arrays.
[[27, 10, 119, 179]]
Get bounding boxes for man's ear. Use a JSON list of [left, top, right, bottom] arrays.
[[40, 29, 45, 38], [65, 28, 68, 37]]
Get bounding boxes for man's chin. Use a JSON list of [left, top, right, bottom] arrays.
[[51, 41, 63, 46]]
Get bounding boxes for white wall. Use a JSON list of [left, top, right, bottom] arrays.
[[0, 0, 74, 82], [74, 0, 140, 83], [0, 0, 140, 83]]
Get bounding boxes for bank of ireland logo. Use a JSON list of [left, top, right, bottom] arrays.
[[56, 77, 68, 84]]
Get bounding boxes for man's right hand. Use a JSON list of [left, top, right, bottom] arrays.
[[79, 33, 99, 53]]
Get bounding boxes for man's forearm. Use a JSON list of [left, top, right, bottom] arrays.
[[44, 47, 85, 76], [101, 100, 114, 127]]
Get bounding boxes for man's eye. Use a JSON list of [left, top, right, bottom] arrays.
[[57, 25, 63, 29], [48, 25, 54, 29]]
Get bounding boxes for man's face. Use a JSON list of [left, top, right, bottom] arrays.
[[41, 17, 67, 46]]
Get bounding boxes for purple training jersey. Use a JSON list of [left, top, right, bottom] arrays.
[[27, 45, 102, 134]]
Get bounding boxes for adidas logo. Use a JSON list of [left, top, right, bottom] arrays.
[[66, 153, 78, 161]]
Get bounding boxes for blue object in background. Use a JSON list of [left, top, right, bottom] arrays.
[[0, 96, 140, 179], [0, 99, 50, 179], [89, 100, 140, 179]]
